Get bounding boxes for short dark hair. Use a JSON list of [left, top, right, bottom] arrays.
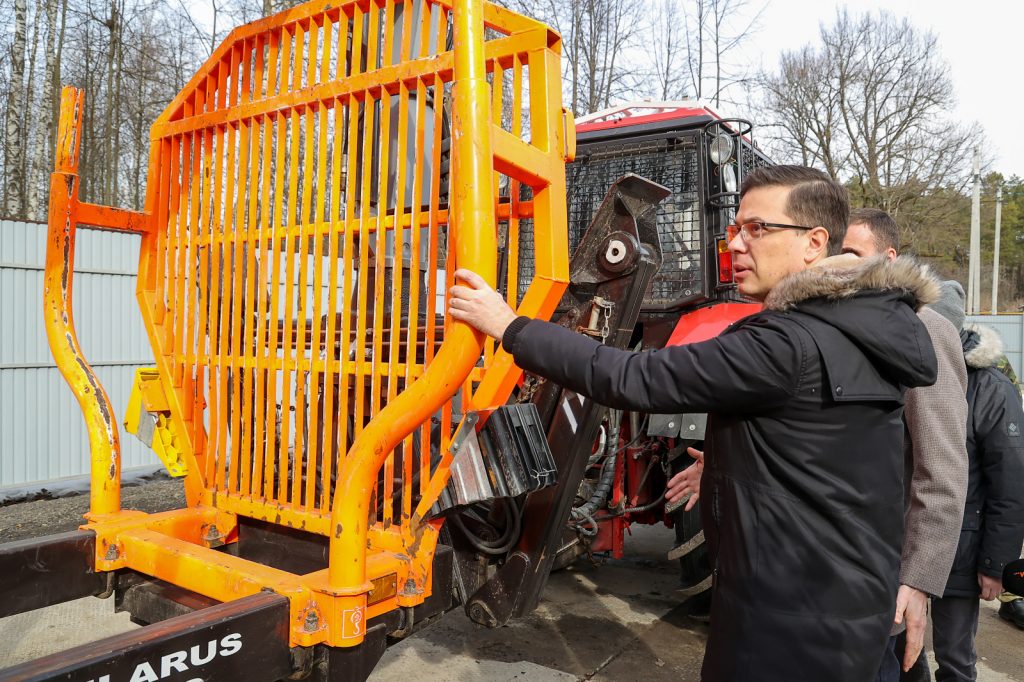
[[848, 207, 900, 254], [740, 165, 850, 256]]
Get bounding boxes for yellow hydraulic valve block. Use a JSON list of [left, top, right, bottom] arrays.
[[124, 368, 188, 478]]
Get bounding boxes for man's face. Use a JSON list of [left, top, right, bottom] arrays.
[[729, 186, 823, 300], [842, 222, 897, 261]]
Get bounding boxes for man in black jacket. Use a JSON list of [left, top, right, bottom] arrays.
[[449, 165, 939, 681], [915, 297, 1024, 681]]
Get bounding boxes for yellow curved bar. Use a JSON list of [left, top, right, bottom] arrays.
[[43, 86, 122, 517], [325, 0, 497, 643]]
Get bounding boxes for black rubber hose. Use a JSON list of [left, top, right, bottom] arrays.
[[450, 497, 522, 556]]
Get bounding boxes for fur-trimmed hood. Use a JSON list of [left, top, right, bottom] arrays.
[[764, 254, 940, 390], [961, 322, 1004, 369], [765, 254, 941, 312]]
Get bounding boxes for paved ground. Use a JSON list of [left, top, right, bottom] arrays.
[[1, 479, 1022, 680]]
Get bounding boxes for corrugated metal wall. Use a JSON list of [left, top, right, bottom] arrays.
[[0, 219, 157, 489], [966, 314, 1024, 379]]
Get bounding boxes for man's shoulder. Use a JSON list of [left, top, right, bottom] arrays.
[[727, 309, 812, 340], [918, 306, 960, 341]]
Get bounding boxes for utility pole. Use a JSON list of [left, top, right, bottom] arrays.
[[968, 148, 982, 314], [992, 184, 1003, 314]]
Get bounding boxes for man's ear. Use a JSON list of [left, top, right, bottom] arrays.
[[805, 226, 830, 263]]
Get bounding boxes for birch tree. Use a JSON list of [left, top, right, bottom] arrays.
[[25, 0, 61, 220], [4, 0, 27, 216]]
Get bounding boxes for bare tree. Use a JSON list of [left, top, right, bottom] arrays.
[[649, 0, 686, 100], [760, 10, 983, 239], [512, 0, 642, 115], [641, 0, 763, 107], [705, 0, 761, 106]]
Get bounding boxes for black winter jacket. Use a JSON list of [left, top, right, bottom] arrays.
[[502, 257, 939, 682], [942, 324, 1024, 597]]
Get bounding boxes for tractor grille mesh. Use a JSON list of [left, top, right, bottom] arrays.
[[560, 139, 702, 308]]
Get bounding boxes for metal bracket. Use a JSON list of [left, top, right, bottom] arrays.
[[124, 368, 187, 477]]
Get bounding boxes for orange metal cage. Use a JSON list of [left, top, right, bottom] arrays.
[[44, 0, 571, 648]]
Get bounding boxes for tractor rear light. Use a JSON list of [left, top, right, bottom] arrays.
[[717, 238, 733, 283]]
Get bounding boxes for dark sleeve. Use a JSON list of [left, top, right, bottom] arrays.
[[975, 369, 1024, 579], [503, 315, 803, 414]]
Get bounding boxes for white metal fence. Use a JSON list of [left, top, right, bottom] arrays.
[[3, 216, 1022, 494], [0, 219, 157, 491]]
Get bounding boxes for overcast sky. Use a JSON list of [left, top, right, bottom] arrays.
[[746, 0, 1022, 177], [186, 0, 1019, 175]]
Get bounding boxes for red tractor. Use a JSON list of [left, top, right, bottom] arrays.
[[548, 101, 773, 597]]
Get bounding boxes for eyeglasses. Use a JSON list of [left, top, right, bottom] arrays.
[[725, 221, 813, 243]]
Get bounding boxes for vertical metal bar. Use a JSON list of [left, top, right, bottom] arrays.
[[167, 97, 192, 387], [224, 43, 246, 494], [320, 98, 344, 513], [44, 86, 122, 517], [263, 28, 285, 501], [319, 9, 352, 509], [354, 0, 380, 445], [268, 29, 290, 502], [336, 2, 362, 494], [152, 139, 171, 327], [507, 54, 522, 305], [237, 39, 259, 497], [371, 40, 394, 529], [191, 129, 210, 471], [326, 0, 498, 644], [180, 113, 202, 421], [390, 75, 410, 526], [249, 36, 271, 498], [291, 24, 316, 508], [411, 76, 428, 498], [204, 69, 223, 486], [161, 133, 181, 362], [251, 109, 272, 499], [424, 70, 445, 457], [399, 0, 414, 64], [305, 15, 333, 511], [225, 43, 245, 495], [244, 35, 266, 493], [278, 24, 304, 503], [216, 51, 238, 493], [417, 0, 431, 59], [191, 80, 213, 469], [288, 23, 311, 507]]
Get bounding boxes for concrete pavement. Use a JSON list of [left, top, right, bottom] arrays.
[[1, 482, 1022, 680]]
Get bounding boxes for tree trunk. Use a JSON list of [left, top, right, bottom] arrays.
[[27, 0, 61, 221], [4, 0, 28, 217], [111, 12, 125, 206], [23, 2, 41, 216], [51, 0, 68, 160], [102, 1, 119, 204]]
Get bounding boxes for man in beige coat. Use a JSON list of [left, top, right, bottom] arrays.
[[842, 208, 969, 679]]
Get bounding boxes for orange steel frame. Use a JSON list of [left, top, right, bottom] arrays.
[[44, 0, 572, 648]]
